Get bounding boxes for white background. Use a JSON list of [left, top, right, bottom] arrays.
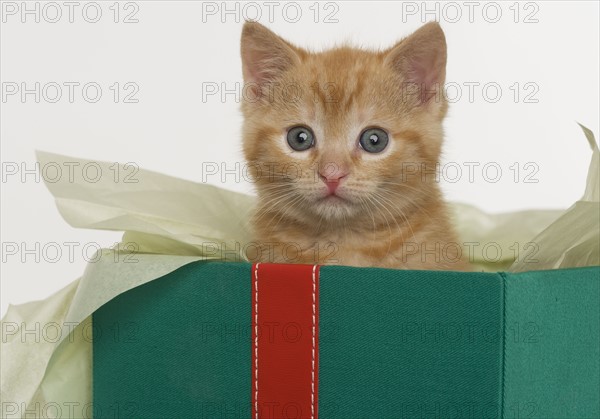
[[1, 1, 599, 317]]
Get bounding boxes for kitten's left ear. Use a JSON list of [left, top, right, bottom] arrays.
[[384, 22, 447, 105], [241, 21, 302, 85]]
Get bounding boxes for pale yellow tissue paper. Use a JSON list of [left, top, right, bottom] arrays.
[[509, 124, 600, 272], [451, 203, 563, 271], [2, 125, 598, 418], [1, 279, 80, 418], [38, 151, 255, 260]]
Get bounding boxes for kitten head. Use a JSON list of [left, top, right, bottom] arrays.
[[240, 21, 448, 227]]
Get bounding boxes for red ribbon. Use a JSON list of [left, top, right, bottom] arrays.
[[252, 263, 320, 419]]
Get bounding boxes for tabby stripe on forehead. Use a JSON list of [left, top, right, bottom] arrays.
[[252, 263, 320, 419]]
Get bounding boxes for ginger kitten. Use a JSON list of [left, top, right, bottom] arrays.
[[240, 21, 469, 271]]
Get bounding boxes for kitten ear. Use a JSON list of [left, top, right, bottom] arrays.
[[241, 21, 301, 85], [384, 22, 447, 105]]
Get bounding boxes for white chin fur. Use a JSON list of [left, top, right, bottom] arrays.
[[313, 197, 357, 220]]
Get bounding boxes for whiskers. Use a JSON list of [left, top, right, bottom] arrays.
[[246, 176, 432, 264], [251, 183, 300, 229], [346, 178, 437, 258]]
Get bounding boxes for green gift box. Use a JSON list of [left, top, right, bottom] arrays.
[[93, 261, 599, 419], [3, 126, 597, 418]]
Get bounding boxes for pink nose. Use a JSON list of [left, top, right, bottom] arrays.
[[319, 171, 348, 194]]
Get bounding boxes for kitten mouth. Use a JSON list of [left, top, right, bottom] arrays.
[[319, 194, 350, 204]]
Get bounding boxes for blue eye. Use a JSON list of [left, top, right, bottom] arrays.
[[287, 126, 315, 151], [359, 128, 389, 153]]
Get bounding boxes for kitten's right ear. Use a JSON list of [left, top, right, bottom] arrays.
[[384, 22, 447, 105], [241, 21, 301, 85]]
